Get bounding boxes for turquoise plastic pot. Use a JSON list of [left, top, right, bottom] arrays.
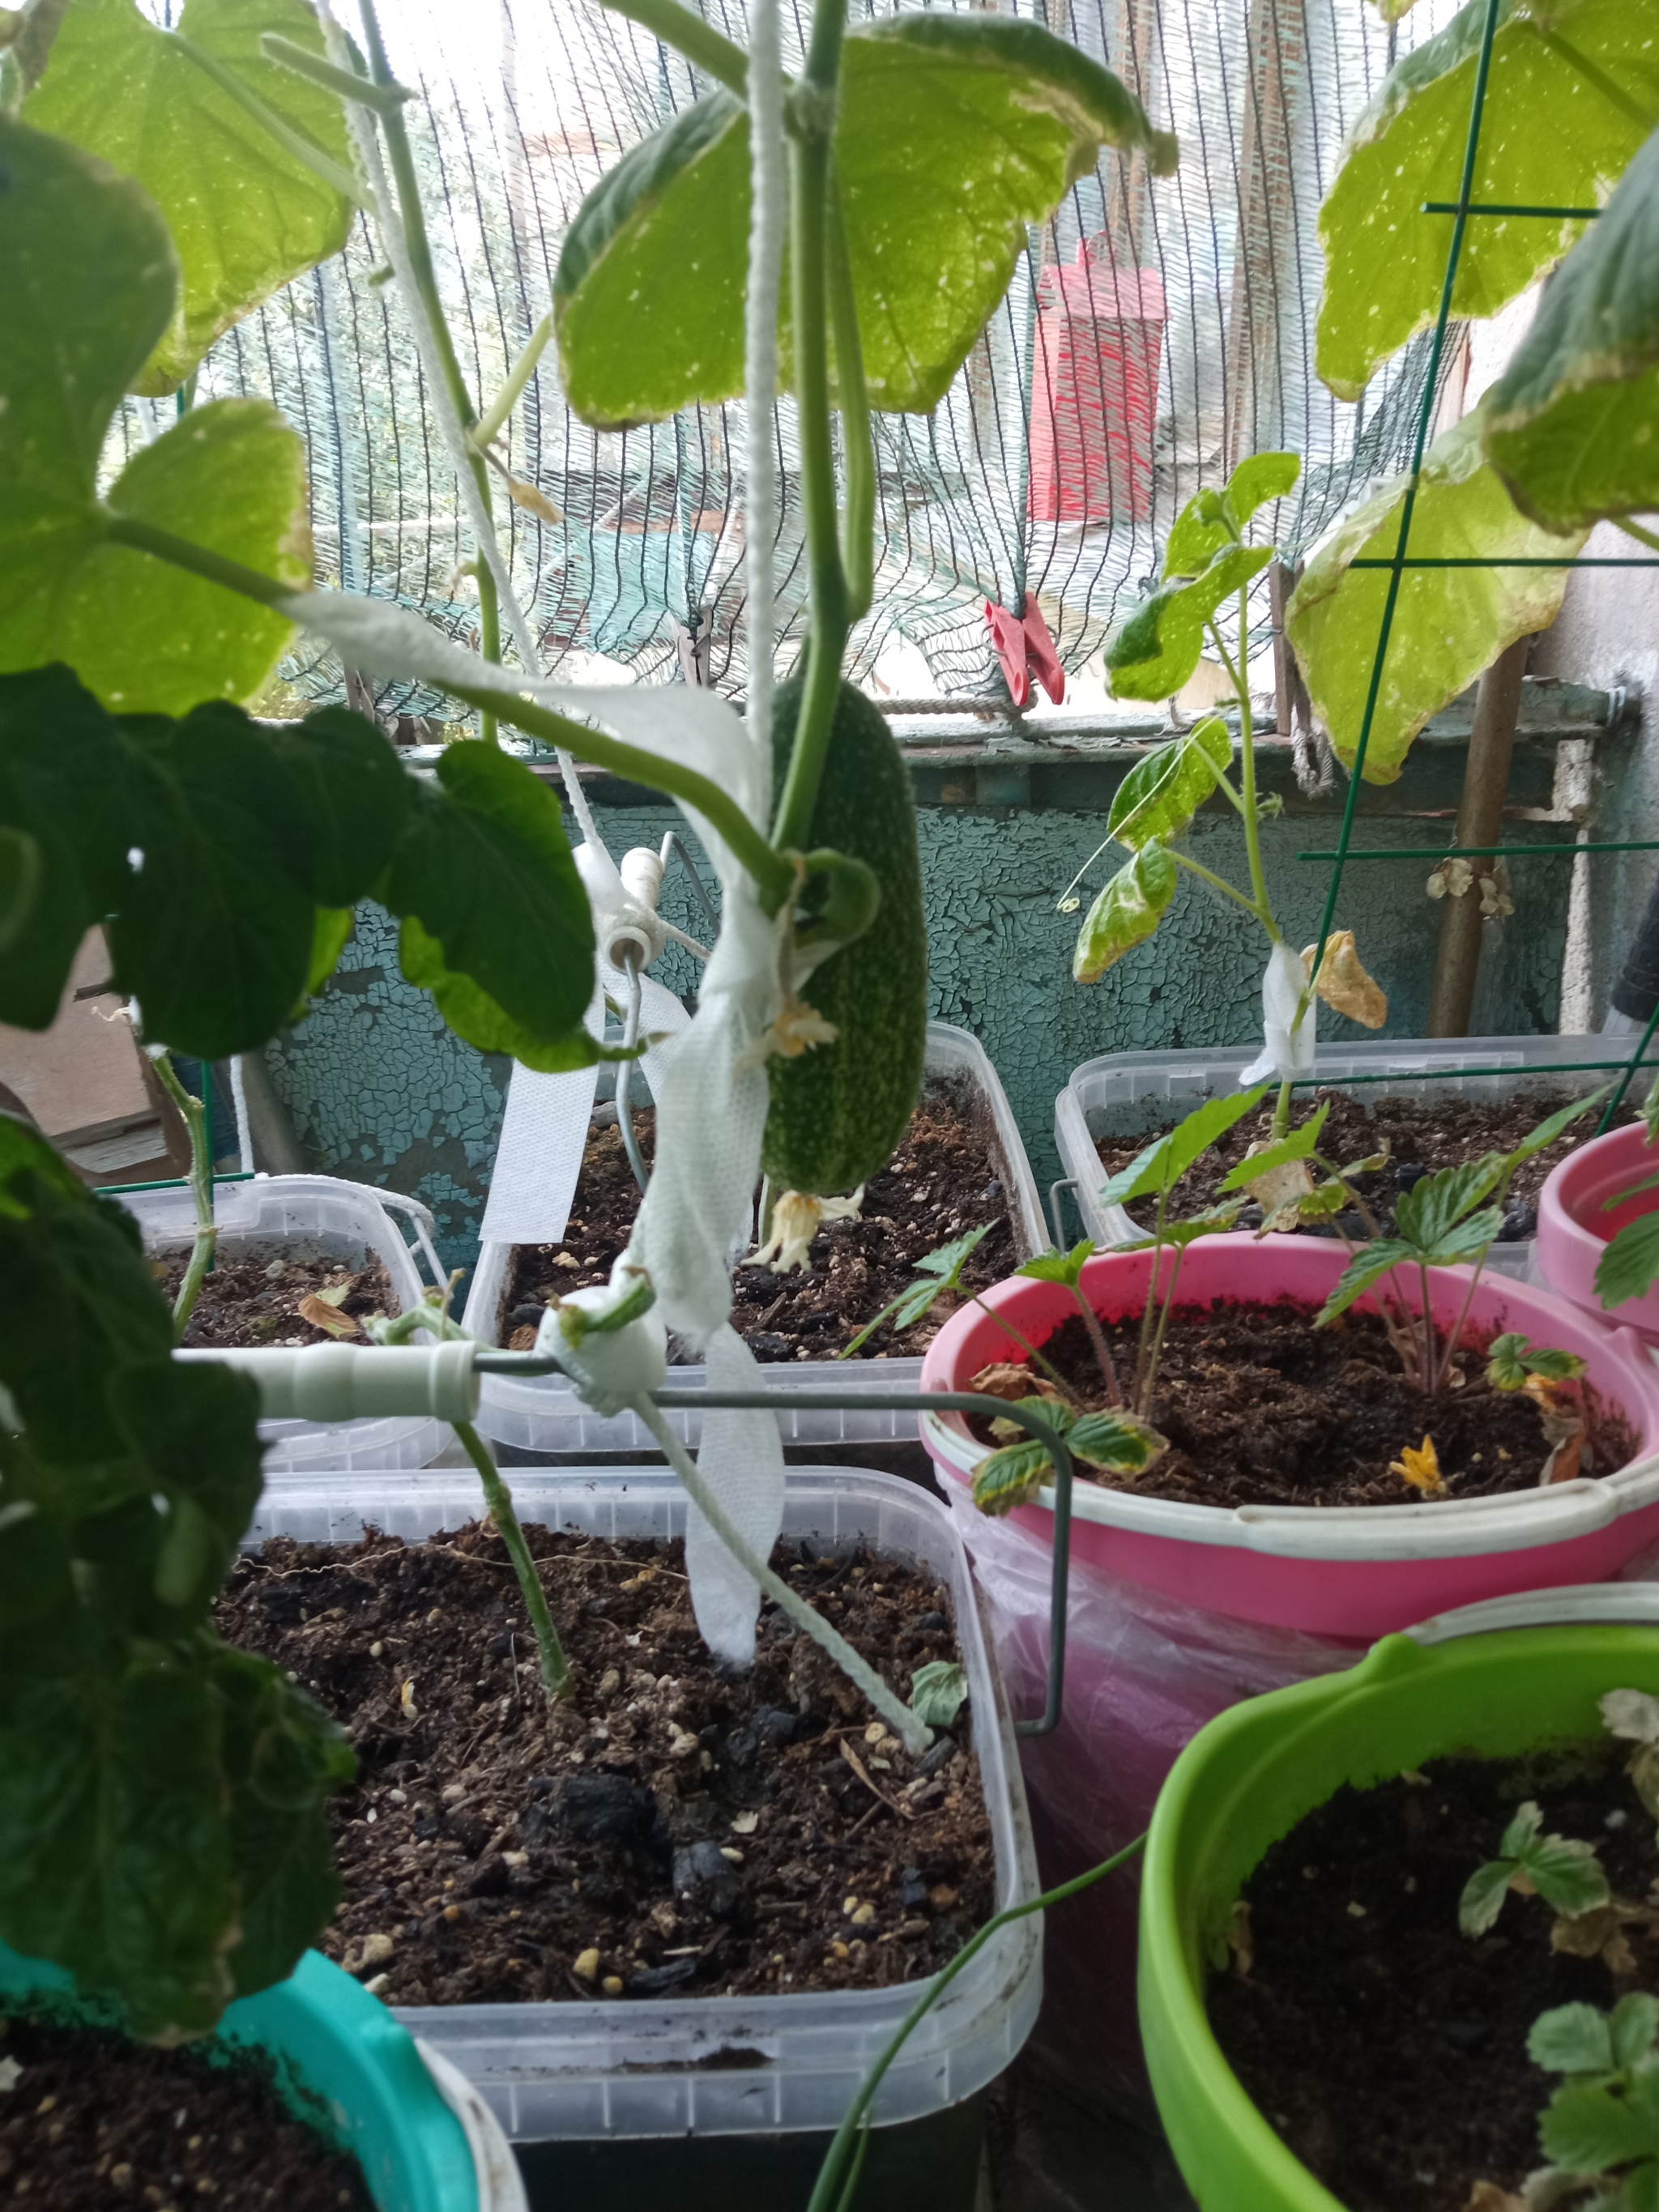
[[1138, 1588, 1659, 2212], [0, 1945, 479, 2211]]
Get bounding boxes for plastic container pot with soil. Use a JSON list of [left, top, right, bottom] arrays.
[[463, 1024, 1047, 1459], [919, 1234, 1659, 1639], [1140, 1586, 1659, 2212], [124, 1174, 453, 1474], [223, 1466, 1041, 2212], [1055, 1035, 1633, 1280], [1539, 1118, 1659, 1345], [0, 1940, 522, 2212]]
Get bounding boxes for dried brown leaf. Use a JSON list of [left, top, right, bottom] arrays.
[[298, 1294, 361, 1338], [1301, 929, 1388, 1029], [969, 1363, 1058, 1404]]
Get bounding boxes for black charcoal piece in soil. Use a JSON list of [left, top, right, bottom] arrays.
[[0, 2005, 373, 2211], [215, 1521, 994, 2008], [503, 1085, 1017, 1362], [1206, 1744, 1659, 2212], [1095, 1087, 1633, 1235], [160, 1247, 398, 1350], [982, 1298, 1633, 1510]]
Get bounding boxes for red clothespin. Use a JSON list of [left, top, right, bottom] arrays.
[[984, 594, 1065, 709]]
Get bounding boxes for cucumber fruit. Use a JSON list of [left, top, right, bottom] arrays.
[[761, 675, 929, 1196]]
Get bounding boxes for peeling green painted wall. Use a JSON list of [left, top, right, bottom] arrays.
[[266, 743, 1578, 1274]]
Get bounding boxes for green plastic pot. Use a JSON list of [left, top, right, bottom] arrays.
[[1138, 1586, 1659, 2212], [0, 1944, 482, 2211]]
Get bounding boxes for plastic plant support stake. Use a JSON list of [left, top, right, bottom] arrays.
[[1138, 1600, 1659, 2212], [0, 1945, 480, 2212], [174, 1340, 480, 1424], [1240, 942, 1315, 1087], [681, 1323, 787, 1667]]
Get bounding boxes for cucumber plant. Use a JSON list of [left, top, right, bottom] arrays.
[[0, 0, 1174, 2026]]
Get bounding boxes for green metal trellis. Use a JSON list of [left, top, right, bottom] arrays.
[[1302, 0, 1659, 1147]]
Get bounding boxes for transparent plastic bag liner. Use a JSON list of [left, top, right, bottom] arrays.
[[248, 1468, 1042, 2141], [943, 1489, 1355, 2112]]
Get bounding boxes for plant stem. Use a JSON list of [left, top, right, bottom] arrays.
[[1231, 587, 1277, 937], [1169, 848, 1266, 924], [1418, 1258, 1435, 1393], [1616, 518, 1659, 555], [807, 1834, 1149, 2212], [633, 1396, 929, 1750], [452, 1419, 572, 1700], [1070, 1288, 1124, 1407], [1433, 1255, 1489, 1396], [150, 1052, 216, 1340], [596, 0, 751, 96], [1134, 1187, 1171, 1412], [1271, 1076, 1294, 1140], [769, 0, 850, 860], [825, 167, 873, 624], [471, 309, 554, 452], [356, 0, 501, 739], [95, 512, 795, 905], [1141, 1241, 1186, 1417]]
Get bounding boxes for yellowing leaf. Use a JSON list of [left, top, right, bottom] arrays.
[[1391, 1435, 1444, 1497], [503, 475, 561, 525], [1302, 931, 1387, 1030], [296, 1292, 360, 1338]]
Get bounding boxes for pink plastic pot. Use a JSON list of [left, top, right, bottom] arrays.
[[919, 1234, 1659, 1639], [1538, 1120, 1659, 1345]]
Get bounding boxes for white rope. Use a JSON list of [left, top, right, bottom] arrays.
[[743, 0, 785, 792], [317, 3, 603, 854], [228, 1055, 254, 1174], [632, 1397, 929, 1751]]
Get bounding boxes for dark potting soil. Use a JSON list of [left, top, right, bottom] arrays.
[[0, 2005, 373, 2210], [504, 1092, 1016, 1362], [1095, 1088, 1635, 1241], [1000, 1299, 1633, 1510], [161, 1251, 398, 1350], [217, 1522, 994, 2007], [1207, 1744, 1659, 2212]]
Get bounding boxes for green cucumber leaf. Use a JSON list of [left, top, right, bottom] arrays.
[[0, 1660, 235, 2039], [1316, 0, 1658, 403], [1485, 127, 1659, 533], [302, 906, 355, 1002], [1072, 839, 1176, 984], [108, 1358, 264, 1620], [1286, 412, 1585, 785], [1596, 1210, 1659, 1311], [382, 742, 595, 1050], [259, 706, 408, 906], [25, 0, 353, 395], [397, 914, 608, 1073], [554, 12, 1175, 425], [0, 120, 307, 715], [1107, 718, 1232, 850], [1105, 546, 1271, 701]]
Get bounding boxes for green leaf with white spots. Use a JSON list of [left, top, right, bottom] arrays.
[[0, 120, 309, 714], [1104, 546, 1271, 702], [1484, 126, 1659, 534], [1107, 718, 1232, 850], [554, 12, 1176, 426], [1316, 0, 1659, 403], [25, 0, 353, 395], [1285, 412, 1585, 784], [1072, 839, 1176, 984]]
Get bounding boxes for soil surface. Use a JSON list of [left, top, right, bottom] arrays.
[[1095, 1088, 1632, 1240], [218, 1522, 993, 2007], [987, 1298, 1631, 1510], [0, 2004, 373, 2210], [161, 1251, 398, 1349], [505, 1090, 1017, 1362], [1208, 1744, 1659, 2212]]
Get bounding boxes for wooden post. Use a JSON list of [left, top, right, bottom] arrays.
[[1425, 637, 1530, 1038]]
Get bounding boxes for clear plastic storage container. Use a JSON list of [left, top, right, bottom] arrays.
[[245, 1465, 1042, 2196], [125, 1174, 451, 1473], [1055, 1033, 1615, 1279], [463, 1024, 1047, 1455]]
